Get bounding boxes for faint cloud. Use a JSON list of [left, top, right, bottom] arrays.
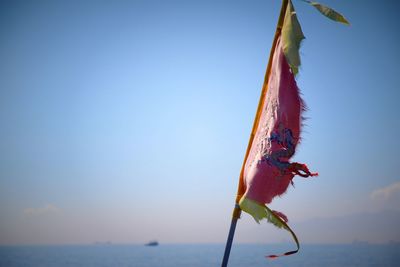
[[370, 181, 400, 200], [23, 204, 61, 216]]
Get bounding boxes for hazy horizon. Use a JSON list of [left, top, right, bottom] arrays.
[[1, 0, 400, 246]]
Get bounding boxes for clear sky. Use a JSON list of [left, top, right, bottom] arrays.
[[1, 0, 399, 245]]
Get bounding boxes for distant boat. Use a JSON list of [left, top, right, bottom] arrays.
[[145, 241, 159, 246]]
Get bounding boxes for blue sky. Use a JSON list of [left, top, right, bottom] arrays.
[[0, 0, 399, 245]]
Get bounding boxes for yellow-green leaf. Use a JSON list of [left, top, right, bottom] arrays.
[[281, 0, 305, 76], [308, 1, 350, 25]]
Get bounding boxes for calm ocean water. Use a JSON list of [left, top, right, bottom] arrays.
[[0, 244, 399, 267]]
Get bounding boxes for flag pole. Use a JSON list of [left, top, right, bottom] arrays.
[[221, 1, 288, 266], [221, 205, 241, 267]]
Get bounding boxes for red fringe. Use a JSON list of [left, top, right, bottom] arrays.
[[289, 162, 318, 177]]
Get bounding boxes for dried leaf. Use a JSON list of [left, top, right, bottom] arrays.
[[307, 1, 350, 25]]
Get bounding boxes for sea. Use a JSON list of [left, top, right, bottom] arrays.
[[0, 243, 399, 267]]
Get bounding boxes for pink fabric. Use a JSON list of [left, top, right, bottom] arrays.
[[243, 36, 307, 205]]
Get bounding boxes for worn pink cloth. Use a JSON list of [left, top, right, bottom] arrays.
[[243, 36, 316, 206]]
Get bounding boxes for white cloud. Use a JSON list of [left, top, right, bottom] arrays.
[[370, 181, 400, 200], [23, 204, 61, 216]]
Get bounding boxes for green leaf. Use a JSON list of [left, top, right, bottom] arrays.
[[281, 0, 305, 76], [306, 1, 350, 25], [239, 197, 300, 256]]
